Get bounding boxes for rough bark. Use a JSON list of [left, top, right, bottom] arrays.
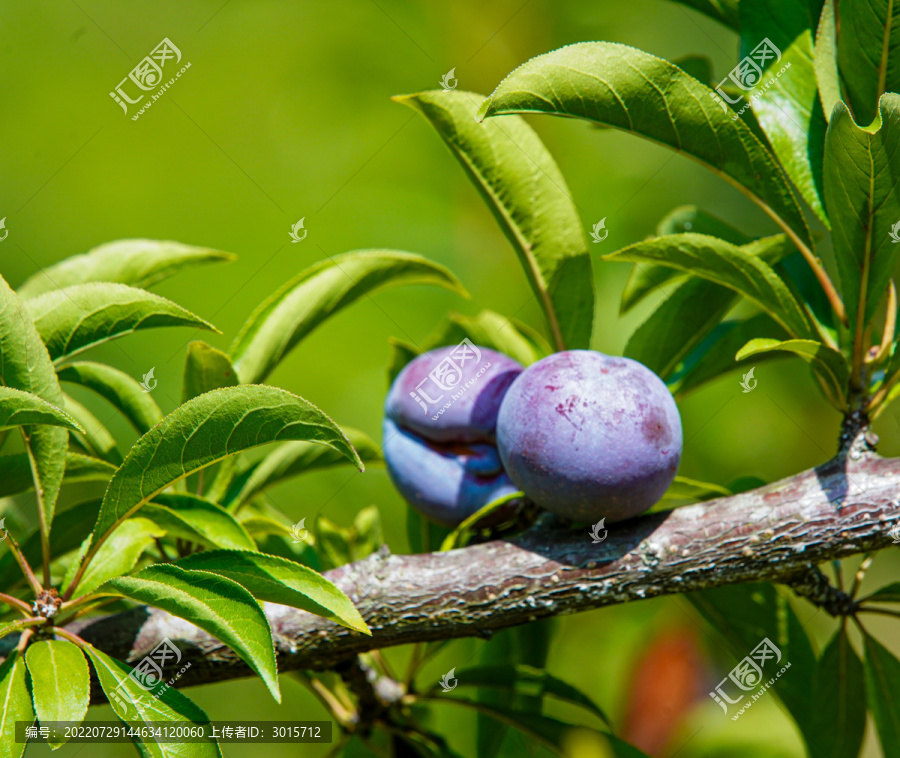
[[61, 450, 900, 698]]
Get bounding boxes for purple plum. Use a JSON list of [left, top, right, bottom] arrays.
[[496, 350, 682, 522], [384, 342, 523, 525]]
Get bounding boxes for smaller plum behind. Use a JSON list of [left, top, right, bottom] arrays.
[[496, 350, 682, 522]]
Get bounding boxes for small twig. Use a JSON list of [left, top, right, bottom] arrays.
[[51, 626, 90, 648], [16, 628, 34, 654], [154, 538, 173, 563], [0, 592, 34, 617], [850, 554, 873, 599], [858, 607, 900, 620], [786, 565, 859, 617], [3, 533, 42, 596]]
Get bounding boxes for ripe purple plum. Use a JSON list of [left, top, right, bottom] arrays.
[[383, 343, 524, 525], [496, 350, 682, 522]]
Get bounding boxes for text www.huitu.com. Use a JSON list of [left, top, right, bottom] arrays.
[[131, 62, 192, 121], [730, 661, 792, 721]]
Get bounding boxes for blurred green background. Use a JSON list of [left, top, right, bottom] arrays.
[[3, 1, 898, 756]]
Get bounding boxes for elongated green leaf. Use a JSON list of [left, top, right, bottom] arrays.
[[26, 283, 215, 363], [0, 651, 32, 758], [18, 240, 234, 299], [83, 643, 221, 758], [144, 493, 255, 551], [0, 275, 68, 534], [105, 564, 280, 701], [0, 501, 101, 589], [477, 42, 813, 251], [0, 451, 115, 500], [426, 310, 550, 366], [861, 582, 900, 604], [656, 475, 732, 505], [63, 518, 163, 597], [824, 96, 900, 330], [689, 583, 816, 741], [434, 696, 597, 756], [63, 394, 122, 465], [88, 385, 362, 556], [176, 549, 369, 634], [225, 428, 382, 508], [808, 629, 867, 758], [315, 511, 383, 569], [606, 233, 818, 340], [231, 251, 467, 384], [740, 0, 828, 223], [837, 0, 900, 126], [397, 90, 593, 351], [736, 337, 849, 407], [815, 0, 841, 122], [445, 664, 609, 727], [670, 0, 739, 29], [0, 386, 81, 432], [864, 633, 900, 757], [58, 362, 162, 434], [671, 313, 787, 396], [182, 341, 238, 403], [622, 206, 751, 313], [25, 639, 89, 748], [441, 491, 523, 551], [352, 505, 383, 560], [387, 338, 420, 385]]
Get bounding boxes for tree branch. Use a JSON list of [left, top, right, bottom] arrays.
[[49, 451, 900, 699]]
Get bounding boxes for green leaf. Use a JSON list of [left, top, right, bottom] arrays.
[[230, 251, 467, 384], [605, 233, 818, 340], [397, 90, 594, 351], [57, 362, 162, 434], [739, 0, 828, 223], [0, 451, 115, 500], [143, 493, 255, 551], [0, 501, 101, 589], [807, 628, 867, 758], [406, 507, 452, 555], [441, 491, 523, 551], [736, 337, 850, 407], [670, 0, 739, 29], [182, 341, 238, 403], [352, 506, 383, 561], [657, 475, 732, 504], [63, 393, 122, 465], [25, 283, 216, 362], [863, 633, 900, 758], [104, 563, 280, 701], [87, 385, 362, 560], [63, 518, 163, 597], [0, 650, 32, 758], [861, 582, 900, 604], [25, 639, 89, 748], [837, 0, 900, 126], [315, 510, 383, 569], [824, 95, 900, 330], [387, 338, 420, 385], [434, 696, 594, 756], [445, 664, 610, 727], [83, 643, 221, 758], [176, 549, 369, 634], [670, 313, 787, 396], [224, 428, 382, 509], [814, 0, 841, 122], [0, 275, 69, 536], [17, 240, 234, 299], [477, 42, 814, 252], [689, 583, 816, 741], [0, 387, 81, 432], [427, 310, 550, 366], [621, 206, 751, 313]]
